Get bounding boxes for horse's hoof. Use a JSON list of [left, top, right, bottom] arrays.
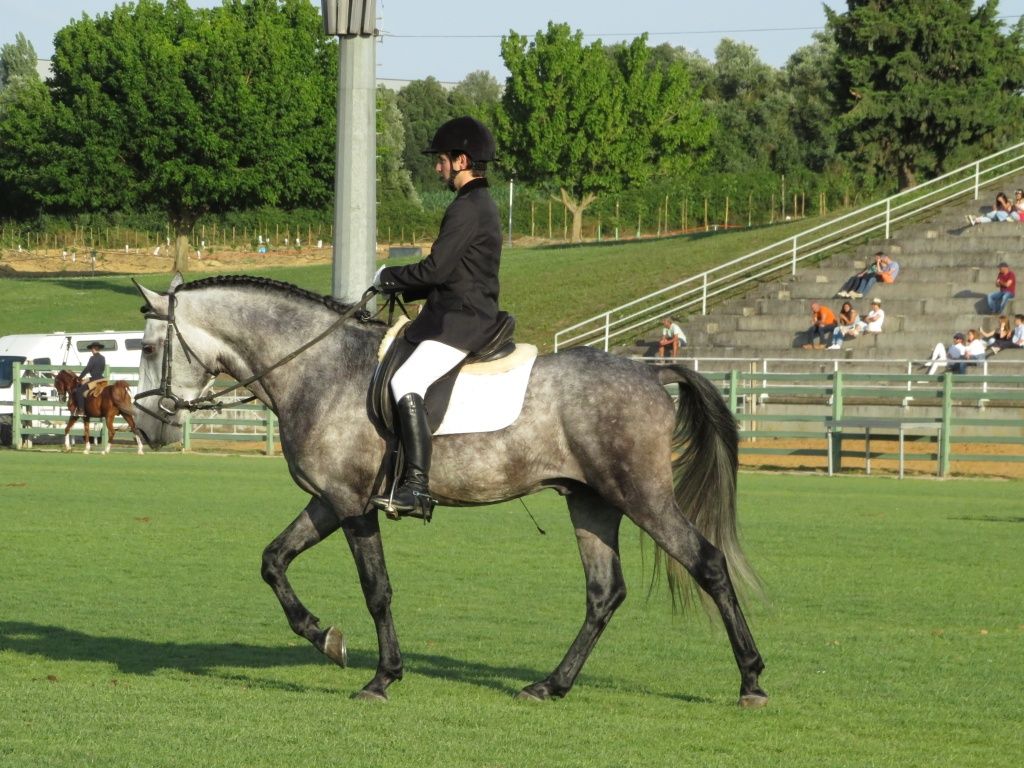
[[322, 626, 347, 668], [739, 692, 769, 709], [352, 688, 387, 702]]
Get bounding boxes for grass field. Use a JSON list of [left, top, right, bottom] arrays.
[[1, 451, 1020, 767], [0, 219, 811, 350]]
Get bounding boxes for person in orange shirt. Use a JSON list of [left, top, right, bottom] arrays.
[[803, 302, 837, 349]]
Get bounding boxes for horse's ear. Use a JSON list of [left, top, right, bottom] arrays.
[[132, 279, 169, 317], [168, 272, 185, 292]]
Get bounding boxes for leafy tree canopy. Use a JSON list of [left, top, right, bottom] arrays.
[[23, 0, 332, 270], [497, 22, 712, 241], [827, 0, 1024, 189]]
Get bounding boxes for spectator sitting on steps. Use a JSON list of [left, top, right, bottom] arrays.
[[986, 262, 1016, 315], [836, 252, 899, 299], [967, 192, 1013, 225], [655, 317, 687, 359], [853, 297, 885, 335], [926, 332, 968, 375], [802, 302, 837, 350], [827, 301, 859, 350]]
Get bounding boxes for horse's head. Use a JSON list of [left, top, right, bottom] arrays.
[[53, 370, 76, 401], [132, 273, 219, 449]]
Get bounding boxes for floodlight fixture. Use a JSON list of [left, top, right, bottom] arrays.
[[321, 0, 376, 37]]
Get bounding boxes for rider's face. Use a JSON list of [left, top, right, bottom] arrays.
[[435, 153, 468, 190]]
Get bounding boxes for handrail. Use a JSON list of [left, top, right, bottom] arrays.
[[553, 141, 1024, 352]]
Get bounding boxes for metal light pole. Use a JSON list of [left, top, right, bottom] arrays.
[[321, 1, 377, 302]]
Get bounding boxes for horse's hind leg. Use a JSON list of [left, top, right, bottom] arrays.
[[519, 490, 626, 701], [261, 497, 346, 665], [119, 407, 145, 455], [637, 502, 767, 707]]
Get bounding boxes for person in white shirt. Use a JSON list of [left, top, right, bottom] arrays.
[[926, 332, 968, 375], [656, 317, 687, 359], [854, 297, 885, 335]]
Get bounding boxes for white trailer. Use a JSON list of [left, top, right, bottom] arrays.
[[0, 330, 143, 445]]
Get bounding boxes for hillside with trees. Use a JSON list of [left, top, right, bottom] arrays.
[[2, 0, 1023, 264]]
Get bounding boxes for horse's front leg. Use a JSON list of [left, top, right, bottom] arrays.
[[103, 413, 116, 455], [340, 510, 403, 701], [261, 497, 346, 664], [63, 415, 78, 452], [81, 418, 91, 454]]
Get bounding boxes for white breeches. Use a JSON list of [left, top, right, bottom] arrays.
[[390, 340, 468, 401]]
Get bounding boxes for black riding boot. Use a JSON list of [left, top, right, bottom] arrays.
[[372, 393, 435, 521]]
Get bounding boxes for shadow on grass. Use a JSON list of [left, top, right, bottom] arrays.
[[0, 619, 710, 702]]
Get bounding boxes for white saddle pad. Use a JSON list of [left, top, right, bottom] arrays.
[[377, 317, 538, 436]]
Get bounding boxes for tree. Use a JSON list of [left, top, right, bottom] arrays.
[[449, 70, 501, 127], [396, 77, 454, 188], [498, 23, 712, 242], [0, 35, 49, 219], [26, 0, 332, 271], [376, 85, 417, 204], [0, 33, 39, 89], [827, 0, 1024, 189]]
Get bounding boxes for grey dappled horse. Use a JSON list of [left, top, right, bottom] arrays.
[[132, 274, 767, 706]]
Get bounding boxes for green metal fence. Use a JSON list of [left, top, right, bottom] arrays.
[[7, 363, 1024, 475], [6, 363, 279, 454]]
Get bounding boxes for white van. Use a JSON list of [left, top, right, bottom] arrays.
[[0, 330, 143, 445]]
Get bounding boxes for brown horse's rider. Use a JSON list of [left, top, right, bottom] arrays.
[[73, 342, 106, 414]]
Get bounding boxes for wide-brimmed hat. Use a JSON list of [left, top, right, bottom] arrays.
[[87, 341, 104, 350], [871, 297, 881, 304]]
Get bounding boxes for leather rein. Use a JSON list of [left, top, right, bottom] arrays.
[[134, 286, 384, 426]]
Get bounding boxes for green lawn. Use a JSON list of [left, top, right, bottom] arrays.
[[1, 451, 1019, 767], [0, 219, 811, 351]]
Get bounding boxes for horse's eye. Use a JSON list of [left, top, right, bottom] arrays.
[[142, 344, 156, 355]]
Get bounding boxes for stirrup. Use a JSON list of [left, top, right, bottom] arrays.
[[371, 487, 435, 522]]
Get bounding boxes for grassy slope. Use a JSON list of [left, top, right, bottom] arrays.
[[0, 220, 811, 351], [0, 452, 1019, 767]]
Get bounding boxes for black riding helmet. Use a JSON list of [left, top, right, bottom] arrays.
[[422, 116, 496, 165]]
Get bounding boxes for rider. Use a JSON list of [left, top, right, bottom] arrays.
[[74, 341, 106, 414], [370, 116, 504, 517]]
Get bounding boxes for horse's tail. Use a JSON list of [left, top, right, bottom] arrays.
[[654, 364, 761, 610]]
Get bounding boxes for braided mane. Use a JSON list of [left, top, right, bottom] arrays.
[[179, 274, 358, 316]]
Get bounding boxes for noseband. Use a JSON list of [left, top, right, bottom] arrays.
[[134, 286, 381, 426]]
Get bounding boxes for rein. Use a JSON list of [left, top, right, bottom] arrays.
[[135, 286, 381, 425]]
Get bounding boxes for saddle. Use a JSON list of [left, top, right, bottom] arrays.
[[369, 312, 518, 435], [86, 379, 109, 398]]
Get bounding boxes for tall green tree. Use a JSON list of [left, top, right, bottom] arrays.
[[827, 0, 1024, 189], [395, 77, 454, 188], [376, 85, 417, 204], [0, 34, 49, 218], [0, 33, 40, 89], [498, 23, 712, 242], [24, 0, 331, 271]]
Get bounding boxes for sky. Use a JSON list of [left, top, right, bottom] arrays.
[[5, 0, 1024, 84]]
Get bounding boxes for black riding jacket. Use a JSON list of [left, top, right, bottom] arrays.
[[378, 177, 503, 353]]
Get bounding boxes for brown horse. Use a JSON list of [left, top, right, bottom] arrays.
[[53, 370, 144, 455]]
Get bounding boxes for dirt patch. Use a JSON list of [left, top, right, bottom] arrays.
[[739, 437, 1024, 479], [0, 243, 417, 276]]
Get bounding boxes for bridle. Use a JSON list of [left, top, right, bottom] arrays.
[[134, 285, 382, 426]]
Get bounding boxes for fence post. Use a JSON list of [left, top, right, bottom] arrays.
[[973, 161, 980, 200], [12, 362, 23, 449], [728, 369, 739, 415], [940, 372, 953, 477], [884, 198, 891, 240], [791, 236, 798, 275], [182, 411, 192, 452], [603, 312, 611, 352], [265, 407, 276, 455], [702, 273, 708, 314], [830, 370, 844, 472]]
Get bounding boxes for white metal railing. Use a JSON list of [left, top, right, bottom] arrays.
[[554, 142, 1024, 352]]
